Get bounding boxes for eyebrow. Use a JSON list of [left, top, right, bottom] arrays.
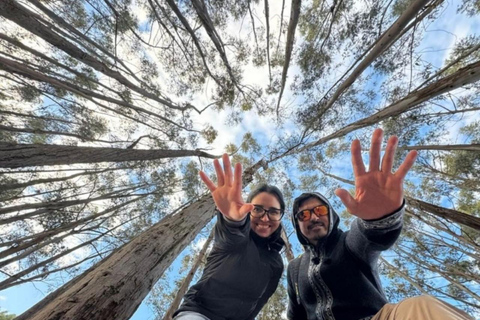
[[298, 204, 326, 212], [253, 204, 281, 210]]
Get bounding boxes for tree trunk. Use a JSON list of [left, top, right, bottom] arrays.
[[0, 0, 200, 113], [296, 59, 480, 153], [315, 0, 437, 118], [0, 56, 192, 130], [0, 143, 217, 168], [16, 159, 265, 320], [281, 227, 295, 262], [276, 0, 301, 113], [163, 229, 215, 320], [379, 256, 429, 295], [406, 197, 480, 231], [16, 194, 215, 320], [398, 143, 480, 152], [319, 169, 480, 231]]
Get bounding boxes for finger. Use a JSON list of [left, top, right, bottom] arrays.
[[199, 171, 216, 192], [369, 128, 383, 172], [234, 162, 243, 190], [351, 139, 366, 176], [222, 153, 233, 186], [239, 203, 254, 215], [334, 189, 358, 214], [381, 135, 398, 174], [395, 150, 418, 180], [213, 159, 225, 186]]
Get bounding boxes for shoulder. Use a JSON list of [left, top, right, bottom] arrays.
[[287, 254, 304, 274]]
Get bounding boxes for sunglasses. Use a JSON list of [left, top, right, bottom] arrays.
[[296, 205, 328, 221]]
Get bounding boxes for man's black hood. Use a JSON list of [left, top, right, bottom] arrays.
[[291, 192, 340, 247]]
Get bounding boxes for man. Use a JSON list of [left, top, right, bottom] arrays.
[[287, 128, 473, 320]]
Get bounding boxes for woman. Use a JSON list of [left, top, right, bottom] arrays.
[[173, 154, 285, 320]]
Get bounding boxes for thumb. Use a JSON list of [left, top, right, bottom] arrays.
[[334, 188, 357, 214], [239, 203, 254, 216]]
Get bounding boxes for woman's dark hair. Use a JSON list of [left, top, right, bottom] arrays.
[[246, 184, 285, 212]]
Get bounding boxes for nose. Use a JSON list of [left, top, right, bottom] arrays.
[[310, 212, 321, 222], [260, 213, 270, 222]]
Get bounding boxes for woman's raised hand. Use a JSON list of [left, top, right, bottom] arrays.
[[199, 154, 254, 221]]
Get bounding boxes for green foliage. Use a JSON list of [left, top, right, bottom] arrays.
[[181, 161, 203, 200], [202, 125, 218, 144], [0, 311, 16, 320], [257, 276, 288, 320], [391, 0, 416, 17], [17, 85, 41, 103], [240, 132, 260, 153], [458, 0, 480, 16], [443, 35, 480, 75]]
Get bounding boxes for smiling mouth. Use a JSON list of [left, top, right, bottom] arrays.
[[255, 223, 271, 231]]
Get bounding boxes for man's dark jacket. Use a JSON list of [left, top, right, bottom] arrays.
[[175, 212, 285, 320], [287, 192, 404, 320]]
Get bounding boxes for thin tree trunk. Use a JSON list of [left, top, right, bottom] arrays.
[[190, 0, 238, 87], [407, 197, 480, 231], [313, 0, 439, 120], [398, 143, 480, 152], [0, 56, 194, 131], [406, 208, 479, 249], [156, 0, 224, 89], [281, 227, 295, 262], [0, 197, 141, 259], [290, 59, 480, 155], [163, 229, 215, 320], [276, 0, 301, 115], [0, 0, 202, 113], [264, 0, 272, 83], [319, 169, 480, 231], [0, 184, 144, 215], [395, 245, 480, 302], [0, 143, 217, 168], [0, 168, 117, 192], [379, 256, 430, 295]]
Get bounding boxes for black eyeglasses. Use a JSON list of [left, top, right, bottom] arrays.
[[296, 205, 328, 221], [250, 205, 284, 221]]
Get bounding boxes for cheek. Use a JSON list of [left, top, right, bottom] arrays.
[[299, 223, 308, 234], [272, 221, 280, 230]]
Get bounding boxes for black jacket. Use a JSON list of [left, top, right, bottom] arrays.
[[287, 192, 404, 320], [175, 212, 285, 320]]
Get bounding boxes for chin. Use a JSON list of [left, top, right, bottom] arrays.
[[253, 228, 272, 238]]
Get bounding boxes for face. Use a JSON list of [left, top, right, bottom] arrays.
[[250, 192, 282, 238], [297, 197, 329, 246]]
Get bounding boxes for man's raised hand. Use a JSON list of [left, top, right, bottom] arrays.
[[334, 128, 417, 220], [199, 154, 254, 221]]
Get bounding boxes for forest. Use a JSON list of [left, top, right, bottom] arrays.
[[0, 0, 479, 319]]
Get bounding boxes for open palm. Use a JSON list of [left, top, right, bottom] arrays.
[[335, 129, 417, 220], [199, 154, 253, 221]]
